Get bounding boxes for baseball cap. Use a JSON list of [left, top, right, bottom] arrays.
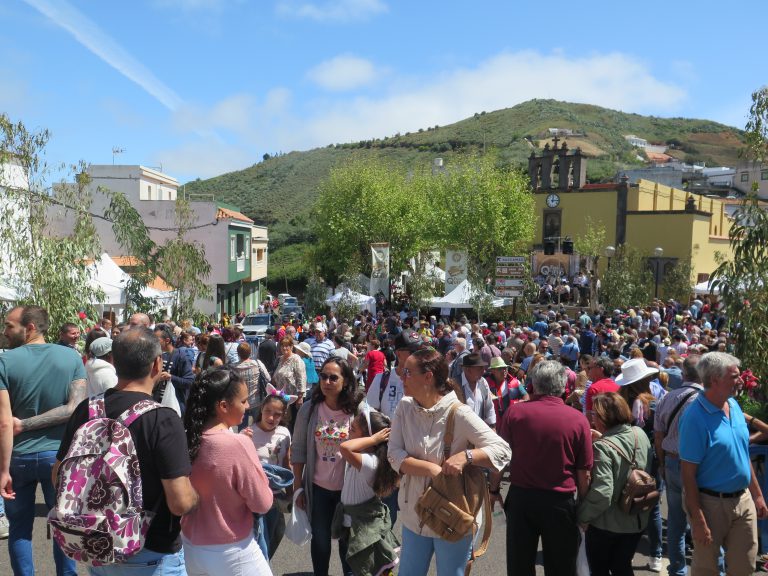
[[90, 337, 113, 358], [394, 329, 421, 352]]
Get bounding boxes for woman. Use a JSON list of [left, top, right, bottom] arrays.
[[360, 338, 386, 392], [291, 357, 364, 576], [578, 392, 653, 576], [388, 348, 511, 576], [294, 341, 318, 398], [181, 368, 274, 575], [272, 336, 307, 431], [233, 342, 271, 431], [202, 333, 226, 371]]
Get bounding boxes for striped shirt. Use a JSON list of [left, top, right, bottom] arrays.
[[311, 339, 335, 371]]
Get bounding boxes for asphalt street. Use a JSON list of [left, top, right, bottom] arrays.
[[1, 485, 663, 575]]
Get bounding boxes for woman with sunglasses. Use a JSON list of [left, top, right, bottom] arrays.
[[291, 357, 364, 576], [388, 348, 512, 576]]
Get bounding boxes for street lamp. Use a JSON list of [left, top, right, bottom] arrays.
[[604, 245, 616, 269], [653, 247, 664, 299]]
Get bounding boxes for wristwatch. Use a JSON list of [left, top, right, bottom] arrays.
[[465, 449, 473, 465]]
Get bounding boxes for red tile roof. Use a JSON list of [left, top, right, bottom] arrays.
[[216, 207, 253, 223]]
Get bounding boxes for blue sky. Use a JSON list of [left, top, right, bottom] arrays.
[[2, 0, 765, 184]]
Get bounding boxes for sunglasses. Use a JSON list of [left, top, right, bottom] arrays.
[[319, 373, 341, 383], [403, 367, 425, 378]]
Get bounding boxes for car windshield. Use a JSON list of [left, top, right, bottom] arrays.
[[284, 297, 298, 306], [242, 314, 271, 327]]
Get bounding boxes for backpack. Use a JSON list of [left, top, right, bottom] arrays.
[[599, 429, 660, 516], [48, 395, 164, 566]]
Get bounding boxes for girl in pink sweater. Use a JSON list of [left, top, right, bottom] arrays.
[[181, 368, 274, 576]]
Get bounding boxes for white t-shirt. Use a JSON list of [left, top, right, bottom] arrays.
[[341, 453, 377, 506], [366, 370, 404, 419], [460, 374, 496, 427], [249, 424, 291, 466]]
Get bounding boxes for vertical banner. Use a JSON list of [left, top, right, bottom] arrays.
[[445, 249, 468, 294], [370, 243, 390, 299]]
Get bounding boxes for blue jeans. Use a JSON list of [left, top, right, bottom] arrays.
[[6, 450, 76, 576], [399, 526, 472, 576], [666, 457, 688, 576], [647, 470, 664, 559], [311, 484, 352, 576], [89, 548, 186, 576], [382, 488, 399, 527], [254, 505, 284, 560]]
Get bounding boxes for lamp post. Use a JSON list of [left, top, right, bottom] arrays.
[[604, 245, 616, 269], [653, 246, 664, 299]]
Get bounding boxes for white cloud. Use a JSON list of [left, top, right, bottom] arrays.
[[153, 137, 254, 181], [307, 55, 379, 91], [23, 0, 183, 111], [276, 0, 387, 22], [300, 50, 687, 146]]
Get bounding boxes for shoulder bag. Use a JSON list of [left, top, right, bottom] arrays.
[[600, 429, 659, 515]]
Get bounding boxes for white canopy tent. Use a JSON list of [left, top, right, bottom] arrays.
[[693, 279, 720, 296], [430, 279, 508, 309], [90, 253, 175, 315], [326, 289, 377, 314]]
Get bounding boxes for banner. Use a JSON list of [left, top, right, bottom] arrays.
[[370, 243, 390, 300], [445, 249, 468, 294]]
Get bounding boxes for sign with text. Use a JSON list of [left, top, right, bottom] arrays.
[[445, 249, 468, 294], [495, 256, 527, 299]]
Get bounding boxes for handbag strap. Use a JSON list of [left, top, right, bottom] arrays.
[[599, 429, 640, 469], [442, 402, 462, 460]]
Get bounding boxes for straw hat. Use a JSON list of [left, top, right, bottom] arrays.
[[615, 357, 659, 387]]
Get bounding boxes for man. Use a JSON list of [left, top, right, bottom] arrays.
[[310, 325, 335, 372], [153, 324, 195, 414], [56, 327, 198, 575], [654, 354, 703, 576], [56, 322, 80, 349], [128, 312, 152, 329], [583, 357, 619, 422], [680, 352, 768, 576], [459, 353, 496, 429], [0, 306, 86, 575], [85, 336, 118, 397], [448, 337, 470, 383], [499, 361, 593, 576], [258, 327, 278, 374]]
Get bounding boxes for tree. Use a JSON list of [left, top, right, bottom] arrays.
[[709, 86, 768, 393], [0, 116, 104, 336], [661, 255, 694, 304], [303, 274, 327, 318], [574, 216, 607, 308], [601, 245, 653, 310]]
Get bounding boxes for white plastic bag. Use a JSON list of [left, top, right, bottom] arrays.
[[577, 527, 589, 576], [160, 380, 181, 417], [285, 488, 312, 546]]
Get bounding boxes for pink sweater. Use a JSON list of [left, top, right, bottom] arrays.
[[181, 428, 273, 545]]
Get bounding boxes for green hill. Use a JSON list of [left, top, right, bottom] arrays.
[[182, 99, 745, 286]]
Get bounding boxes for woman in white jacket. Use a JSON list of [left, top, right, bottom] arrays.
[[388, 347, 511, 576]]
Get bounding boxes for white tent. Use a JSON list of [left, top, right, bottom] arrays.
[[90, 253, 175, 310], [693, 280, 720, 296], [430, 279, 507, 309], [326, 289, 377, 314]]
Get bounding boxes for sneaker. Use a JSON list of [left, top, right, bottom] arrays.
[[0, 515, 8, 539], [649, 556, 663, 572]]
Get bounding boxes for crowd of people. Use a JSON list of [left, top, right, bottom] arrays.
[[0, 297, 766, 576]]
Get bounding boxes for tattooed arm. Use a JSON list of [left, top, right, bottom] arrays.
[[13, 379, 87, 435]]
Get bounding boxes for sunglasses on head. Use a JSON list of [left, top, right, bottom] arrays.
[[319, 372, 341, 383]]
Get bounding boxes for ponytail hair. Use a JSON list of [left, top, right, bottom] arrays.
[[357, 410, 399, 497], [184, 367, 244, 462]]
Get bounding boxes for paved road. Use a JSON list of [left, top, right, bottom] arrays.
[[1, 485, 663, 575]]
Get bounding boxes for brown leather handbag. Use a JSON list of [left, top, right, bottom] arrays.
[[415, 402, 492, 574], [600, 429, 660, 515]]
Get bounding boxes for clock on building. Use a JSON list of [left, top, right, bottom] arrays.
[[546, 193, 560, 208]]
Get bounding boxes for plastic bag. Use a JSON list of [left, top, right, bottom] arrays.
[[577, 527, 589, 576], [285, 488, 311, 546], [160, 380, 181, 417]]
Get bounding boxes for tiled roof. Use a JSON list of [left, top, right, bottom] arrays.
[[216, 207, 254, 223]]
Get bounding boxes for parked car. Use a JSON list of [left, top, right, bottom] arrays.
[[241, 313, 275, 344], [283, 296, 299, 307], [280, 304, 304, 324], [277, 293, 292, 306]]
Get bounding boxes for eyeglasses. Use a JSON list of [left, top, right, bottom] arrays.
[[319, 373, 341, 383], [403, 367, 421, 378]]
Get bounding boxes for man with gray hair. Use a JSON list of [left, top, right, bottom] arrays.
[[679, 352, 768, 576], [499, 360, 593, 576]]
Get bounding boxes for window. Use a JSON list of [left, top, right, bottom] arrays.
[[230, 236, 236, 261], [245, 238, 250, 259], [257, 249, 264, 262], [147, 185, 152, 199], [741, 172, 749, 182], [236, 234, 244, 257], [761, 169, 768, 181]]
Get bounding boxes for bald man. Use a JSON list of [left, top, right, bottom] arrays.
[[128, 313, 151, 329]]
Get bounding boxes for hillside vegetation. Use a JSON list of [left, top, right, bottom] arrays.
[[182, 99, 745, 286]]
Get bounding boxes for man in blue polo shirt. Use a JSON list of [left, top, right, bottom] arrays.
[[679, 352, 768, 576]]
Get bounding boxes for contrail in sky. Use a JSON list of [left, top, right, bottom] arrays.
[[23, 0, 184, 111]]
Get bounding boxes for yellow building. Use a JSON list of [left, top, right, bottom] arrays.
[[528, 143, 733, 285]]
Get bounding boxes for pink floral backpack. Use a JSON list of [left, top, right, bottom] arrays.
[[48, 395, 164, 566]]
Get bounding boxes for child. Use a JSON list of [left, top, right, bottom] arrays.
[[244, 384, 296, 561], [335, 408, 400, 576]]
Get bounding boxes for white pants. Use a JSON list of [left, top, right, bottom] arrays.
[[182, 535, 273, 576]]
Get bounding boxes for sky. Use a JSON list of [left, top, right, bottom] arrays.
[[1, 0, 765, 184]]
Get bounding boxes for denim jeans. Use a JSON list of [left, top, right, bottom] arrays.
[[254, 506, 285, 560], [399, 526, 472, 576], [89, 547, 186, 576], [382, 488, 399, 527], [6, 450, 77, 576], [647, 468, 664, 560], [666, 457, 688, 576], [311, 484, 352, 576]]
